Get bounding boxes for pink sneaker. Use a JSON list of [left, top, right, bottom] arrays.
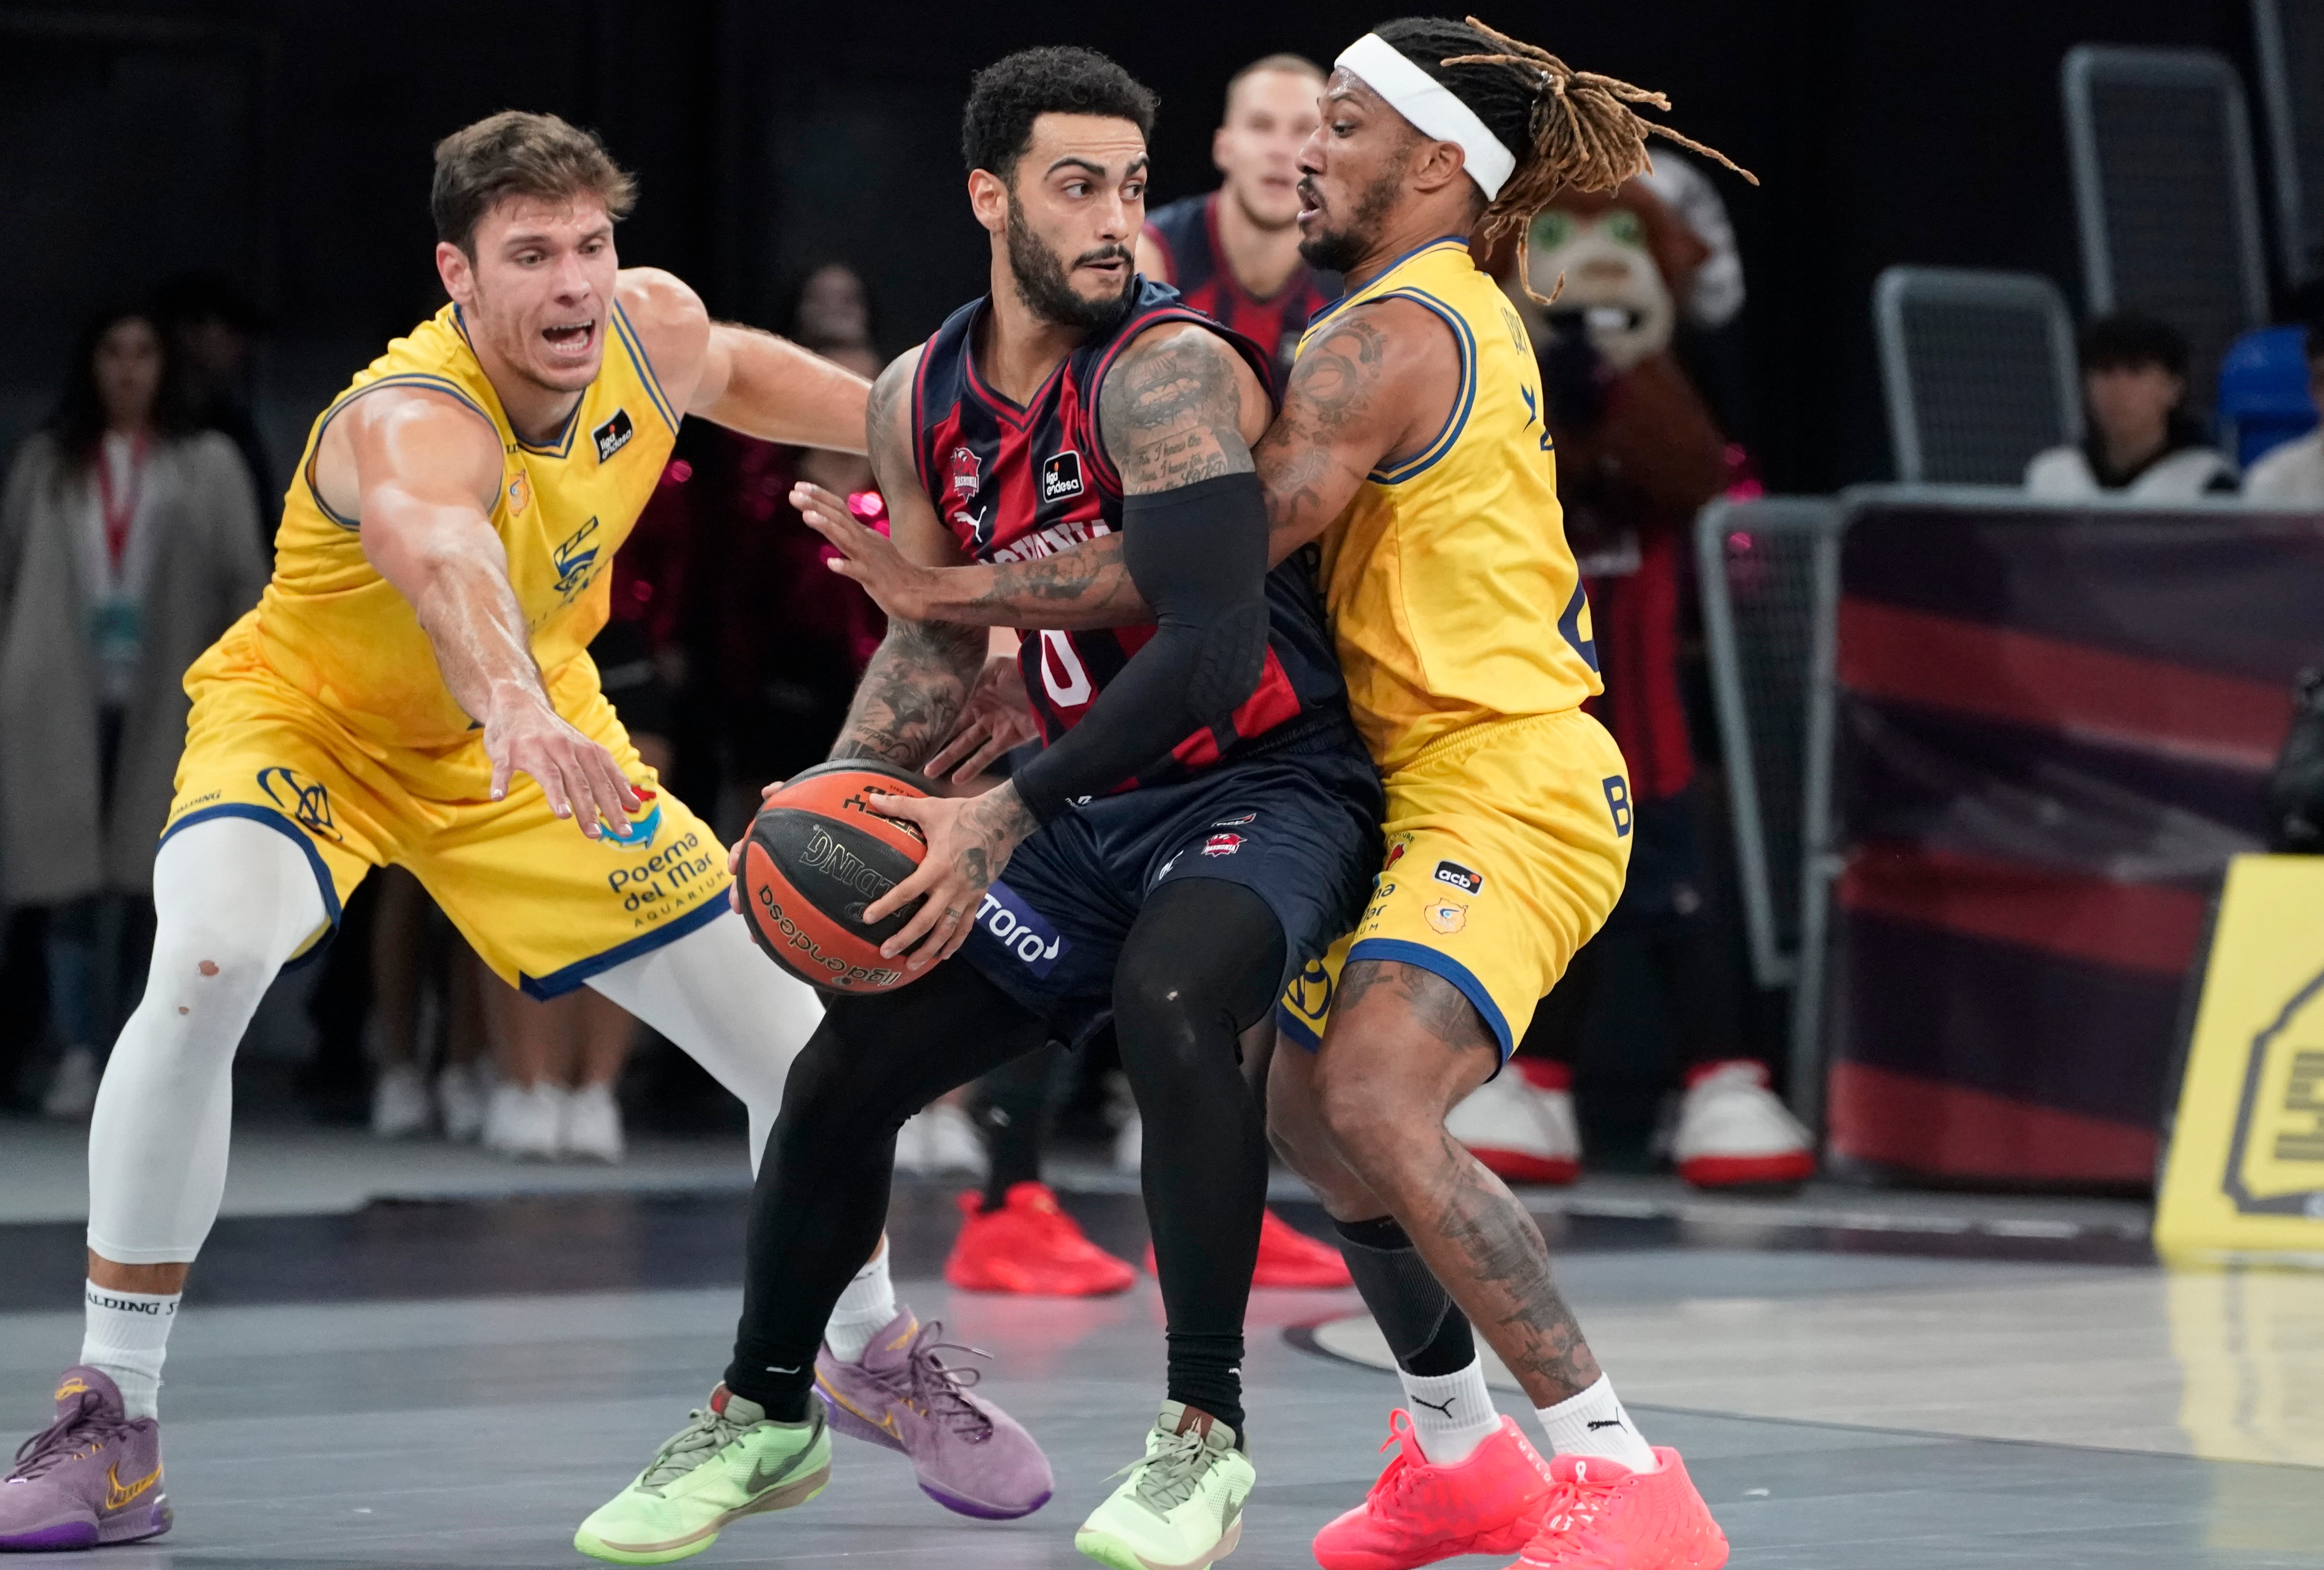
[[1314, 1410, 1554, 1570], [813, 1307, 1053, 1519], [0, 1367, 170, 1551]]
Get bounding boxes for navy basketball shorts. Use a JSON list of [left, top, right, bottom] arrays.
[[959, 723, 1385, 1044]]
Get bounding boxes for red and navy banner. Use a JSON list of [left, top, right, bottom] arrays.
[[1825, 501, 2324, 1184]]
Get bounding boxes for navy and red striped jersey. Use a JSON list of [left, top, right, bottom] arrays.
[[910, 277, 1349, 794], [1143, 192, 1340, 387]]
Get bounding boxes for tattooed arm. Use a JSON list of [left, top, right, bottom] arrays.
[[827, 347, 986, 767], [1000, 323, 1273, 821], [795, 300, 1457, 630]]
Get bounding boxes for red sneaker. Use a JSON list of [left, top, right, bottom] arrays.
[[943, 1182, 1136, 1296], [1254, 1206, 1353, 1287], [1313, 1410, 1554, 1570], [1137, 1207, 1355, 1288], [1509, 1449, 1727, 1569]]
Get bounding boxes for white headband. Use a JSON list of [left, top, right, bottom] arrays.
[[1335, 33, 1517, 203]]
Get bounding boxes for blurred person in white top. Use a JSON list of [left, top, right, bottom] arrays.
[[2025, 311, 2235, 501]]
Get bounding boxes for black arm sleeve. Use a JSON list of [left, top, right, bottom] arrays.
[[1009, 471, 1271, 823]]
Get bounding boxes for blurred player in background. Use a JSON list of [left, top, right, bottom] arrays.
[[0, 111, 899, 1556], [1138, 52, 1337, 386]]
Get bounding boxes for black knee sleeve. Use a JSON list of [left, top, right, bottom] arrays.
[[1333, 1215, 1476, 1378]]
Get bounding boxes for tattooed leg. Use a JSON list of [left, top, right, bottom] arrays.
[[1299, 958, 1604, 1407]]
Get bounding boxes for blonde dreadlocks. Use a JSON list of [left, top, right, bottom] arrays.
[[1373, 16, 1755, 303]]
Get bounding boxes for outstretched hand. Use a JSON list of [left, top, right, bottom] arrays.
[[793, 481, 937, 622], [856, 784, 1037, 971], [485, 695, 642, 840]]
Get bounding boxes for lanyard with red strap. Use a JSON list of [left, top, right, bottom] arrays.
[[95, 434, 149, 572]]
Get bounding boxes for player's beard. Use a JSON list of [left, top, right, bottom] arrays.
[[1298, 160, 1407, 275], [1006, 196, 1135, 335]]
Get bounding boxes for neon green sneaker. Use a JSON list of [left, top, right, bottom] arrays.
[[574, 1384, 830, 1565], [1074, 1401, 1254, 1570]]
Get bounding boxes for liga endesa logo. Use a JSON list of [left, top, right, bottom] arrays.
[[749, 882, 905, 991]]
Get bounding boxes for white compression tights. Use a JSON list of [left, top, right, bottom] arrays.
[[87, 816, 825, 1264]]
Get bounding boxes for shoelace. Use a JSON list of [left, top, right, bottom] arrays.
[[1368, 1412, 1423, 1505], [880, 1320, 997, 1445], [1113, 1425, 1217, 1515], [638, 1404, 757, 1494], [9, 1392, 137, 1483], [1525, 1467, 1623, 1557]]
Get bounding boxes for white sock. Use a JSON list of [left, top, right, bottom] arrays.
[[1534, 1374, 1657, 1472], [821, 1239, 899, 1363], [1399, 1359, 1500, 1465], [81, 1282, 179, 1421]]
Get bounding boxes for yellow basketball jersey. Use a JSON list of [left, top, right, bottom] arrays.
[[1299, 238, 1600, 772], [244, 300, 678, 748]]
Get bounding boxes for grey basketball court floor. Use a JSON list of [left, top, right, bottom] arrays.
[[1, 1135, 2319, 1569]]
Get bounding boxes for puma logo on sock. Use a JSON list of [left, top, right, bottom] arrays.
[[1587, 1418, 1626, 1431], [1414, 1396, 1457, 1416]]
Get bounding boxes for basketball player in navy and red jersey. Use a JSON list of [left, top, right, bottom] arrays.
[[584, 46, 1380, 1568], [1138, 53, 1338, 384]]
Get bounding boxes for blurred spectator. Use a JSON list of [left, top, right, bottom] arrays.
[[478, 970, 636, 1163], [366, 866, 491, 1141], [0, 304, 266, 1117], [2025, 312, 2235, 499], [2241, 323, 2324, 504], [788, 261, 875, 354], [152, 271, 277, 541]]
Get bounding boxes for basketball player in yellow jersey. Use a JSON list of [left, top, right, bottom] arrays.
[[799, 19, 1753, 1568], [0, 111, 967, 1555]]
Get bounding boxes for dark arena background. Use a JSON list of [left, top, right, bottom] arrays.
[[0, 1, 2321, 1567]]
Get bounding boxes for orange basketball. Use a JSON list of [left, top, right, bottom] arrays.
[[739, 759, 934, 993]]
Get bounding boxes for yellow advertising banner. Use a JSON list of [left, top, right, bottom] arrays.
[[2155, 854, 2324, 1260]]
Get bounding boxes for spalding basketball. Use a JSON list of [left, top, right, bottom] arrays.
[[739, 759, 934, 993]]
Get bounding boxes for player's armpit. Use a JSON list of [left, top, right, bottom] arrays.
[[1255, 296, 1458, 558]]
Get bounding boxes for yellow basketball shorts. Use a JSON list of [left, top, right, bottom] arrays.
[[161, 643, 731, 996], [1277, 708, 1633, 1061]]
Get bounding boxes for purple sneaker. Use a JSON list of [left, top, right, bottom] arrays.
[[813, 1307, 1052, 1519], [0, 1367, 170, 1551]]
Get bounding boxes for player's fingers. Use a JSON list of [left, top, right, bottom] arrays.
[[586, 745, 642, 825], [864, 855, 941, 928], [865, 791, 933, 825], [926, 719, 990, 779], [760, 779, 788, 802], [543, 743, 604, 838], [900, 894, 965, 969], [490, 751, 514, 803], [879, 879, 950, 961], [951, 731, 1013, 783], [931, 900, 976, 965], [792, 492, 861, 548], [527, 748, 576, 825]]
